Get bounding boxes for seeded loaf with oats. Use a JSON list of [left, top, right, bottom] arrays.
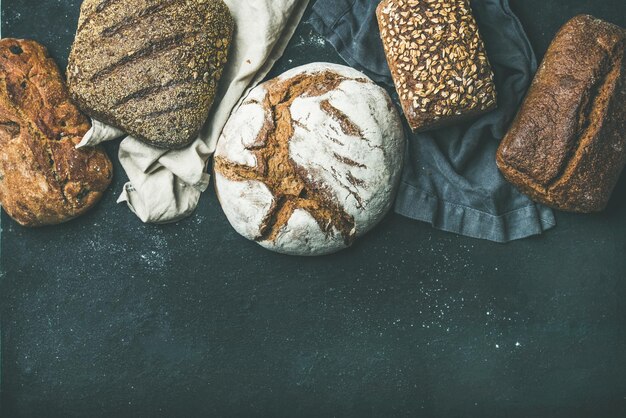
[[67, 0, 234, 149], [0, 39, 113, 227], [497, 15, 626, 213], [213, 63, 405, 256], [376, 0, 497, 131]]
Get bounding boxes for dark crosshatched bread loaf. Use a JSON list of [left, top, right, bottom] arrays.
[[376, 0, 497, 131], [0, 39, 113, 227], [497, 15, 626, 213], [67, 0, 234, 149]]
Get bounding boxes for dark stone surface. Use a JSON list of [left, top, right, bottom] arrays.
[[1, 0, 625, 417]]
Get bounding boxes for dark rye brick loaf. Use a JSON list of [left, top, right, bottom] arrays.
[[0, 39, 113, 227], [497, 15, 626, 213], [67, 0, 234, 149]]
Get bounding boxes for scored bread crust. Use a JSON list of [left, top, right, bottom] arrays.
[[0, 39, 113, 227], [214, 63, 406, 256], [67, 0, 233, 149], [376, 0, 497, 131], [497, 15, 626, 213]]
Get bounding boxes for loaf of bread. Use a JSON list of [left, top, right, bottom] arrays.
[[0, 39, 113, 227], [214, 63, 405, 256], [497, 15, 626, 213], [67, 0, 234, 149], [376, 0, 497, 131]]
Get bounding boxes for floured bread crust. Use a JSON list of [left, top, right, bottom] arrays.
[[214, 63, 405, 256]]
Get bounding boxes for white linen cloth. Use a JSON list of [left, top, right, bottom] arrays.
[[77, 0, 310, 223]]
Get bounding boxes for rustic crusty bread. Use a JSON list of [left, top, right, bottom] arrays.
[[376, 0, 497, 131], [213, 63, 405, 256], [0, 39, 113, 227], [497, 15, 626, 213], [67, 0, 234, 149]]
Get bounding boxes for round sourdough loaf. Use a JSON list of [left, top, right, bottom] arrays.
[[214, 63, 405, 256]]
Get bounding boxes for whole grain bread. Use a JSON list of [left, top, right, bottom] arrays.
[[496, 15, 626, 213], [213, 63, 405, 256], [67, 0, 234, 149], [376, 0, 497, 131], [0, 39, 113, 227]]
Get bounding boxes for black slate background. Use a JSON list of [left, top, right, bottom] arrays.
[[1, 0, 625, 417]]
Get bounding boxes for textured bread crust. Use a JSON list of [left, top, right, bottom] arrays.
[[376, 0, 497, 131], [0, 39, 113, 227], [67, 0, 234, 149], [497, 15, 626, 213], [214, 63, 405, 256]]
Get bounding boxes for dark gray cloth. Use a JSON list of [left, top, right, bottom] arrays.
[[309, 0, 556, 242]]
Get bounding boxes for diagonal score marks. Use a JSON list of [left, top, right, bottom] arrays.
[[215, 71, 373, 245]]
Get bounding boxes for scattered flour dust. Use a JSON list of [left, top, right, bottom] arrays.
[[84, 229, 170, 272], [138, 233, 170, 271], [383, 235, 529, 353], [293, 31, 328, 49]]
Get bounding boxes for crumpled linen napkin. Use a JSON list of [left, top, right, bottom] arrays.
[[78, 0, 310, 224]]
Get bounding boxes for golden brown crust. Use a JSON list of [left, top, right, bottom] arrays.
[[67, 0, 234, 149], [376, 0, 497, 131], [0, 39, 113, 227], [497, 15, 626, 213]]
